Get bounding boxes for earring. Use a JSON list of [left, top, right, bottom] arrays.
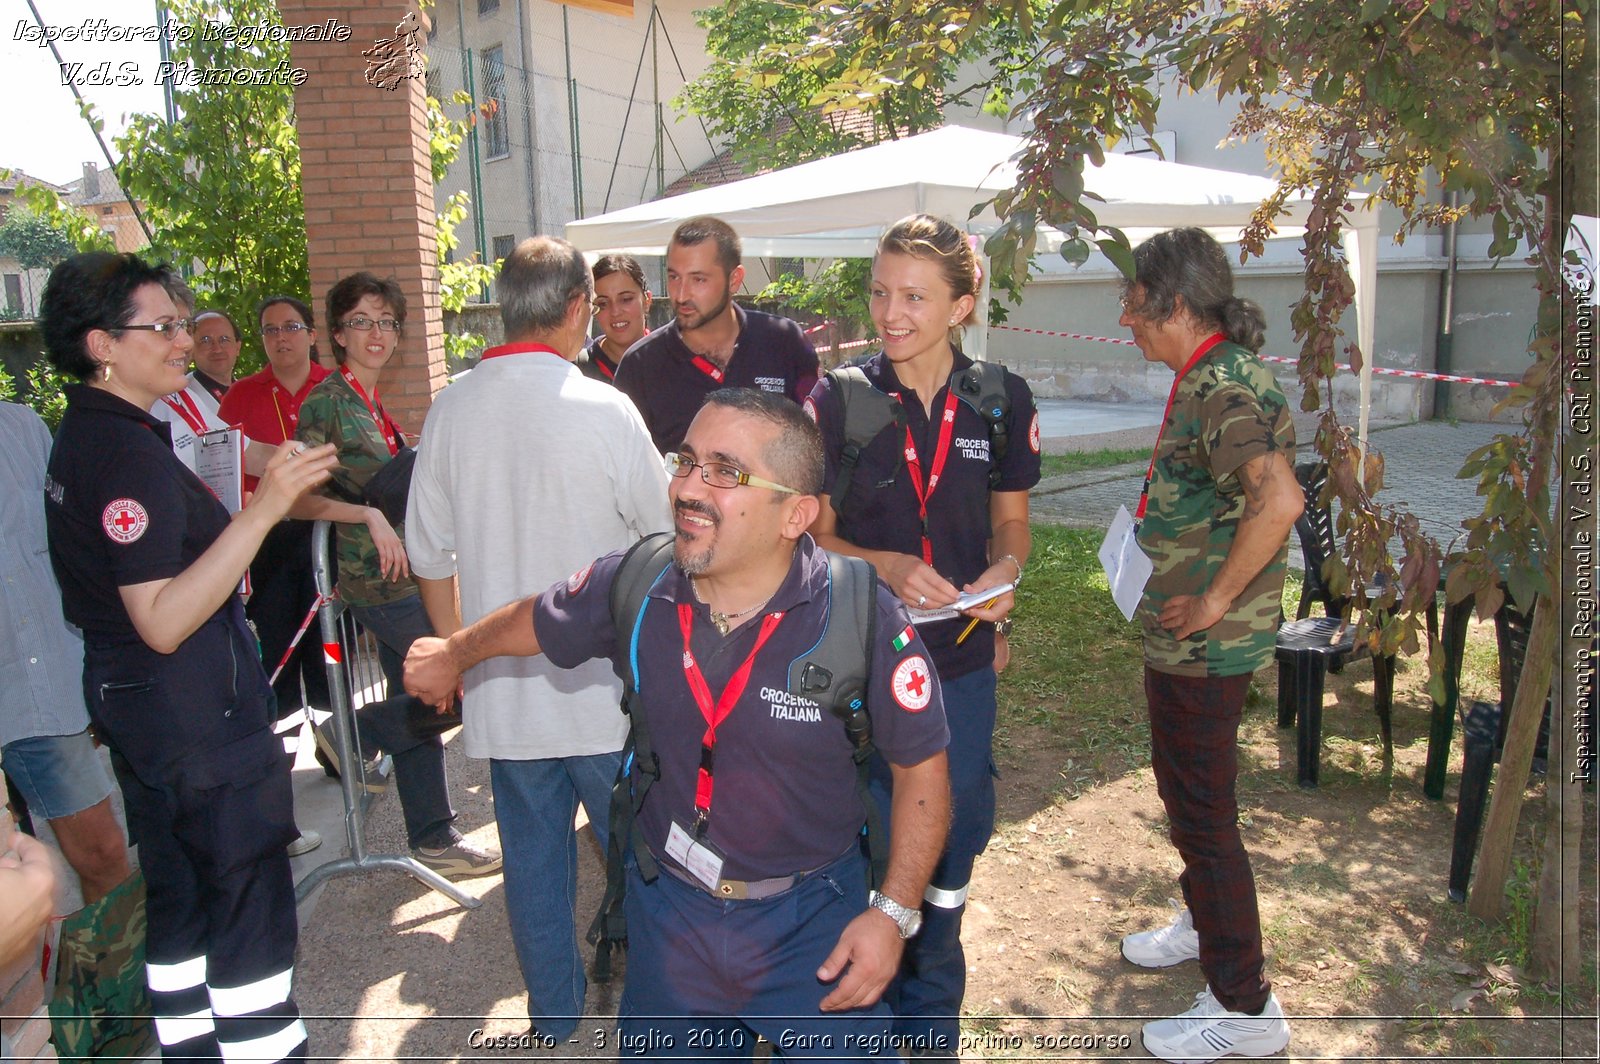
[[101, 361, 112, 382]]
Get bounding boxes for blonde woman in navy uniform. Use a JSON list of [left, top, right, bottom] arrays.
[[805, 214, 1042, 1057], [40, 252, 337, 1062]]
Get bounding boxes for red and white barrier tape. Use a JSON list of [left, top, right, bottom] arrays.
[[1255, 355, 1517, 387], [991, 324, 1139, 347], [990, 324, 1519, 387]]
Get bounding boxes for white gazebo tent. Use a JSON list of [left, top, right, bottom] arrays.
[[566, 126, 1381, 445]]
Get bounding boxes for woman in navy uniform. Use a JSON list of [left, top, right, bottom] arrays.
[[805, 214, 1042, 1057], [40, 252, 338, 1063], [578, 254, 653, 384]]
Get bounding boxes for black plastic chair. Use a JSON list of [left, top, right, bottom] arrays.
[[1274, 462, 1397, 788], [1441, 595, 1555, 902]]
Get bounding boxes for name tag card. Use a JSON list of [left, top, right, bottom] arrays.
[[665, 820, 725, 891]]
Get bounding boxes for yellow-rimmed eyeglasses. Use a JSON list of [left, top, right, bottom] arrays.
[[664, 452, 799, 495]]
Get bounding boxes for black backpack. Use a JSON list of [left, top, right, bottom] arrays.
[[827, 360, 1012, 518], [586, 533, 884, 980]]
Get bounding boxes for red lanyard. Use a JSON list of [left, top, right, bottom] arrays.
[[161, 389, 209, 435], [592, 352, 617, 380], [339, 367, 399, 457], [677, 603, 785, 834], [1134, 333, 1227, 526], [480, 341, 564, 361], [690, 354, 724, 383], [896, 388, 961, 565]]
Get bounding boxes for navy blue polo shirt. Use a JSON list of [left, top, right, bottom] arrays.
[[534, 535, 949, 881], [45, 384, 234, 641], [613, 304, 820, 453], [46, 384, 276, 785], [805, 350, 1042, 680], [576, 335, 619, 385]]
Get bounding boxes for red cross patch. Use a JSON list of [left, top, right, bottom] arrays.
[[101, 498, 149, 544], [891, 655, 933, 712], [567, 562, 594, 594], [1028, 411, 1041, 454]]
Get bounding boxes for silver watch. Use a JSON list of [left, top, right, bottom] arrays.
[[869, 890, 923, 939]]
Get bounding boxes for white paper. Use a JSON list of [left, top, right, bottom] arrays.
[[1098, 504, 1153, 622], [907, 582, 1017, 625], [194, 427, 245, 514]]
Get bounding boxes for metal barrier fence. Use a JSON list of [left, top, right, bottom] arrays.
[[292, 521, 480, 910]]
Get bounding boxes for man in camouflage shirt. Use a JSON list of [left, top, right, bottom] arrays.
[[1115, 229, 1304, 1064]]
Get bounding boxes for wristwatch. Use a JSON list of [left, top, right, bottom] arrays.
[[869, 890, 924, 939], [994, 617, 1014, 638]]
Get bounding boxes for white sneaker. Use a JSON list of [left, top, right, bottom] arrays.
[[1122, 898, 1200, 968], [1142, 986, 1290, 1063], [286, 829, 322, 857]]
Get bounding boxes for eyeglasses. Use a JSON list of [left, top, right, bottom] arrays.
[[261, 322, 310, 338], [664, 452, 800, 495], [340, 316, 403, 334], [196, 334, 238, 347], [119, 318, 194, 339]]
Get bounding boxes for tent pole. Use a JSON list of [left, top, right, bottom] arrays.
[[973, 253, 992, 360]]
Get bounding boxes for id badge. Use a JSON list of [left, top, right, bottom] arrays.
[[1098, 504, 1153, 622], [665, 820, 726, 891]]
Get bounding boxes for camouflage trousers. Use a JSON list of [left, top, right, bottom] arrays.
[[47, 870, 158, 1063]]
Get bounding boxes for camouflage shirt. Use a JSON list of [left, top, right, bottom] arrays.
[[1136, 340, 1295, 677], [296, 371, 416, 608]]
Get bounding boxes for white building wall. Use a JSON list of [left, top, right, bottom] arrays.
[[427, 0, 714, 282], [975, 78, 1535, 421]]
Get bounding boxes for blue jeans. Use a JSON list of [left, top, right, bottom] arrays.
[[870, 666, 997, 1058], [490, 753, 620, 1041], [4, 729, 113, 819], [347, 595, 459, 850], [619, 848, 893, 1062]]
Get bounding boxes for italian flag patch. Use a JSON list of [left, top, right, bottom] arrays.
[[890, 625, 914, 652]]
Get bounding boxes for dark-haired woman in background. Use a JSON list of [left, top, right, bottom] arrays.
[[577, 253, 652, 383], [295, 271, 501, 879], [40, 251, 338, 1062]]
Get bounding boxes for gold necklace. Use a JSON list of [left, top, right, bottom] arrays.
[[691, 577, 768, 635]]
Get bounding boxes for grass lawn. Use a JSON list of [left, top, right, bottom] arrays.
[[1037, 447, 1149, 479]]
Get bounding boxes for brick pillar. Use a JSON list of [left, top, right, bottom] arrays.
[[279, 2, 442, 433]]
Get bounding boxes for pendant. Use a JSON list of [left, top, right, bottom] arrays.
[[711, 611, 731, 636]]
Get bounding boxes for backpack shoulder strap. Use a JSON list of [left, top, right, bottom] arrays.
[[589, 531, 675, 981], [788, 550, 889, 887], [949, 360, 1011, 488], [608, 531, 677, 694], [826, 366, 905, 518]]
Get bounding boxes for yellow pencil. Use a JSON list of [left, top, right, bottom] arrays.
[[955, 596, 1001, 645]]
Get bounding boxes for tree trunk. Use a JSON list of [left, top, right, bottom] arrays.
[[1528, 2, 1597, 984], [1528, 669, 1580, 985], [1468, 595, 1557, 920]]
